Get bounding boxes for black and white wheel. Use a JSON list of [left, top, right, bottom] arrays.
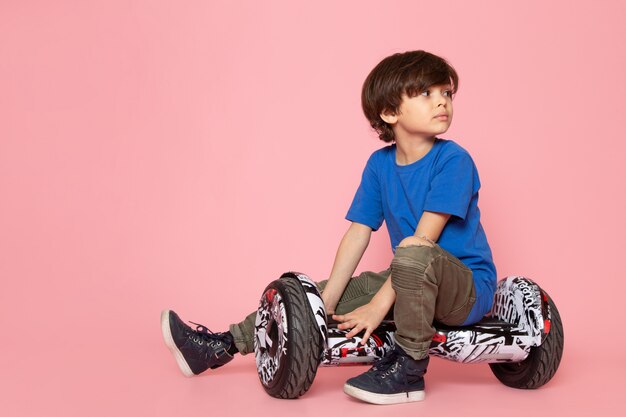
[[489, 292, 564, 389], [254, 276, 324, 399]]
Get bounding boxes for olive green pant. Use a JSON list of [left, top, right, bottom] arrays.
[[229, 243, 475, 360]]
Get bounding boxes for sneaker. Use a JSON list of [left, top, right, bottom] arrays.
[[343, 345, 429, 405], [161, 310, 234, 376]]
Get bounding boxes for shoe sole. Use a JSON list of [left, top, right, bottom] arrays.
[[343, 383, 425, 405], [161, 310, 194, 377]]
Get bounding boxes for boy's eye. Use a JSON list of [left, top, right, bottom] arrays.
[[419, 89, 452, 98]]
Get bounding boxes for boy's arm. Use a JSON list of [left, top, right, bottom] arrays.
[[321, 222, 372, 315], [408, 210, 451, 243]]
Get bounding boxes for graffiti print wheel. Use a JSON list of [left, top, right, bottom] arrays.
[[254, 276, 324, 399], [489, 294, 564, 389]]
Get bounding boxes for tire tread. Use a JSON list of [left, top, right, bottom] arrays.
[[264, 277, 323, 399], [489, 294, 564, 389]]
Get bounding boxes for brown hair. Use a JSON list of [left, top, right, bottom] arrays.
[[361, 50, 459, 142]]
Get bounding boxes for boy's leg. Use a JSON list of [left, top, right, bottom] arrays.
[[229, 269, 391, 355], [390, 241, 475, 360], [344, 238, 475, 404]]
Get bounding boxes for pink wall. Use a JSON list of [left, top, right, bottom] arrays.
[[1, 1, 625, 416]]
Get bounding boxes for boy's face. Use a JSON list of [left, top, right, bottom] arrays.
[[382, 84, 454, 141]]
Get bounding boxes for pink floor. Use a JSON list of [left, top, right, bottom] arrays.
[[1, 291, 623, 416]]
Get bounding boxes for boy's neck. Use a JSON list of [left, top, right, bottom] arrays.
[[394, 136, 437, 166]]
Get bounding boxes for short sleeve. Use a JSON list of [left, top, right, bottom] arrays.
[[345, 154, 384, 231], [423, 152, 477, 220]]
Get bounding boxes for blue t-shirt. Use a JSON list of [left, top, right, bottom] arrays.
[[346, 138, 497, 325]]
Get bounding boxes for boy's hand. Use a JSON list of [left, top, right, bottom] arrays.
[[332, 301, 389, 345]]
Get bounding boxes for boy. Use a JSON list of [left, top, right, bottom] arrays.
[[161, 50, 497, 405]]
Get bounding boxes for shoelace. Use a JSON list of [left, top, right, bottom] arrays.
[[369, 349, 411, 385], [188, 321, 231, 349], [370, 348, 400, 374]]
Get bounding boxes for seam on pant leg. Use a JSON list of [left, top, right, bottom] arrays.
[[392, 252, 443, 289], [390, 251, 433, 292], [335, 294, 379, 315], [424, 254, 444, 286], [337, 275, 369, 304], [418, 282, 425, 355]]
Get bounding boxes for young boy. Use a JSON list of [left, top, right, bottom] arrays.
[[161, 50, 497, 405]]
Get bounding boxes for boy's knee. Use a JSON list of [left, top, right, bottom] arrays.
[[390, 244, 438, 291], [397, 236, 434, 248]]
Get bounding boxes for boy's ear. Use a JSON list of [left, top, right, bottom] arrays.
[[380, 109, 398, 125]]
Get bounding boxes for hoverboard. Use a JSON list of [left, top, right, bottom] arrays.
[[254, 272, 563, 399]]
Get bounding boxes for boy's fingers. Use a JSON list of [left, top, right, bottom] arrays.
[[346, 324, 364, 338], [333, 314, 350, 322], [361, 328, 372, 345], [337, 319, 355, 330]]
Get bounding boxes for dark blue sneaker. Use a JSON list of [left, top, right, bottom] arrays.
[[161, 310, 234, 376], [344, 345, 429, 404]]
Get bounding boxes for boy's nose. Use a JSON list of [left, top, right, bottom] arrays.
[[435, 92, 448, 106]]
